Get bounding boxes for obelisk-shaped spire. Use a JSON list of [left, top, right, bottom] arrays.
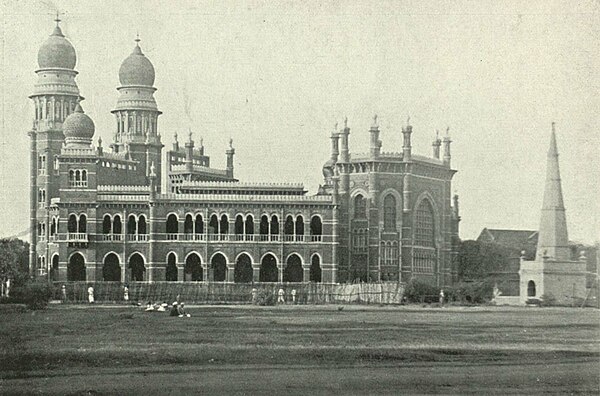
[[537, 122, 570, 261]]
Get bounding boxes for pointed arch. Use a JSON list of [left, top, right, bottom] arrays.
[[128, 253, 146, 281], [210, 252, 227, 282], [234, 253, 253, 283], [103, 252, 121, 281], [166, 252, 178, 281], [166, 213, 179, 234], [184, 252, 202, 281], [310, 253, 322, 283], [67, 252, 86, 281], [260, 253, 278, 282], [284, 253, 303, 282]]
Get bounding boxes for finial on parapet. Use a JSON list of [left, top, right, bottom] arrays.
[[188, 129, 193, 142], [174, 132, 178, 142], [135, 31, 141, 45], [446, 126, 450, 136], [436, 129, 440, 140], [372, 114, 378, 128], [552, 121, 556, 133], [229, 137, 234, 149], [344, 117, 348, 129], [97, 137, 102, 147], [200, 137, 204, 147], [54, 11, 61, 27], [334, 122, 338, 131]]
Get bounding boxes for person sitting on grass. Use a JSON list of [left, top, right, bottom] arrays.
[[177, 302, 191, 317], [170, 302, 179, 316], [157, 301, 167, 312], [145, 301, 155, 311]]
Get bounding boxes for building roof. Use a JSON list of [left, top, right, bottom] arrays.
[[38, 25, 76, 70], [118, 40, 155, 86], [477, 228, 539, 248]]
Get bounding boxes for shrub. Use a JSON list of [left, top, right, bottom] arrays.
[[444, 281, 494, 304], [526, 298, 542, 306], [255, 289, 276, 306], [404, 279, 440, 303], [15, 280, 53, 310]]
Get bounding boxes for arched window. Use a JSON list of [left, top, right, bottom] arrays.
[[78, 214, 87, 233], [310, 216, 322, 236], [184, 253, 202, 281], [527, 280, 536, 297], [260, 215, 269, 235], [113, 215, 122, 234], [284, 254, 303, 282], [220, 214, 229, 235], [166, 214, 178, 234], [127, 215, 137, 234], [194, 214, 204, 234], [245, 215, 254, 235], [295, 215, 304, 236], [234, 254, 253, 283], [310, 255, 322, 282], [270, 215, 279, 235], [102, 215, 112, 234], [415, 200, 435, 247], [67, 253, 86, 281], [235, 215, 244, 235], [284, 216, 294, 235], [354, 194, 367, 218], [129, 253, 146, 281], [166, 253, 177, 281], [184, 214, 194, 234], [67, 214, 77, 233], [103, 253, 121, 281], [383, 195, 396, 231], [50, 218, 57, 236], [260, 254, 278, 282], [138, 215, 147, 234], [209, 215, 219, 234], [211, 253, 227, 282]]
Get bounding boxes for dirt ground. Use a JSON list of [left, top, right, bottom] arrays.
[[0, 305, 598, 395]]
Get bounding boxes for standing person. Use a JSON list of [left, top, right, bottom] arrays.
[[277, 288, 285, 304], [88, 285, 95, 304], [61, 284, 67, 302], [251, 288, 257, 304], [439, 289, 445, 305], [291, 289, 297, 304], [123, 285, 129, 302]]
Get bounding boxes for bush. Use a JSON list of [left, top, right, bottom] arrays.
[[404, 279, 440, 303], [444, 281, 494, 304], [13, 280, 53, 310], [255, 289, 276, 306], [526, 298, 542, 306]]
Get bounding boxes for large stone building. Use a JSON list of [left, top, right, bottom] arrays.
[[30, 19, 460, 285]]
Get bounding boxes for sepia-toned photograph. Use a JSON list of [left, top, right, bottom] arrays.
[[0, 0, 598, 394]]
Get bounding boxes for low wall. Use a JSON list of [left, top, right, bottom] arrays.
[[51, 282, 405, 305]]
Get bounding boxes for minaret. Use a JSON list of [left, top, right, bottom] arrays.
[[185, 131, 194, 173], [226, 138, 235, 178], [402, 117, 412, 161], [29, 17, 82, 275], [369, 115, 381, 158], [442, 127, 452, 166], [111, 36, 163, 190], [537, 122, 570, 261], [432, 130, 442, 159]]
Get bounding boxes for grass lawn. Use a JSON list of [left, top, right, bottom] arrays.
[[0, 304, 598, 395]]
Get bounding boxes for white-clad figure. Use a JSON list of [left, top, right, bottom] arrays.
[[123, 286, 129, 302], [277, 288, 285, 304], [88, 286, 95, 304], [291, 289, 297, 304], [61, 284, 67, 302], [439, 289, 444, 304], [251, 288, 257, 304]]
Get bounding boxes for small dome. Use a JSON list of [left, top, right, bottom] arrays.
[[118, 42, 155, 86], [63, 103, 95, 139], [38, 26, 77, 69]]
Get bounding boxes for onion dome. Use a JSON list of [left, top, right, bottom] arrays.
[[118, 39, 155, 86], [37, 25, 77, 70], [63, 103, 95, 143]]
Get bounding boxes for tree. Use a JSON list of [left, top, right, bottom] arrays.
[[0, 238, 30, 295], [457, 240, 512, 281]]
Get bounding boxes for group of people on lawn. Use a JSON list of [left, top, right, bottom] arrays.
[[145, 297, 190, 317]]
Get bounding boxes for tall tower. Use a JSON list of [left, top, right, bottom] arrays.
[[536, 122, 570, 261], [111, 37, 163, 190], [29, 18, 82, 274]]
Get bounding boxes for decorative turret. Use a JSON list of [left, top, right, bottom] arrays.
[[536, 122, 570, 261], [432, 130, 442, 159], [339, 117, 350, 163], [402, 117, 412, 161], [226, 138, 235, 178], [330, 123, 340, 164], [443, 127, 452, 166], [185, 131, 194, 173], [30, 17, 82, 130], [369, 115, 381, 158], [111, 36, 163, 190], [63, 103, 95, 147], [173, 132, 179, 151]]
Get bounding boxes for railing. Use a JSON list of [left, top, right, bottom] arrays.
[[66, 232, 88, 242], [180, 233, 206, 241], [311, 235, 323, 242], [102, 234, 124, 241], [69, 181, 88, 188], [126, 234, 149, 242], [284, 235, 294, 242]]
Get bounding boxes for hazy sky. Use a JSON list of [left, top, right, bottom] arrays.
[[0, 0, 598, 244]]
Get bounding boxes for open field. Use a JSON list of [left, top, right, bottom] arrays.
[[0, 305, 598, 395]]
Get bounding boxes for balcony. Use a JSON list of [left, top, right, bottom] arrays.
[[69, 181, 88, 188], [180, 233, 206, 241], [66, 233, 88, 242], [126, 234, 149, 242], [102, 234, 124, 241]]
